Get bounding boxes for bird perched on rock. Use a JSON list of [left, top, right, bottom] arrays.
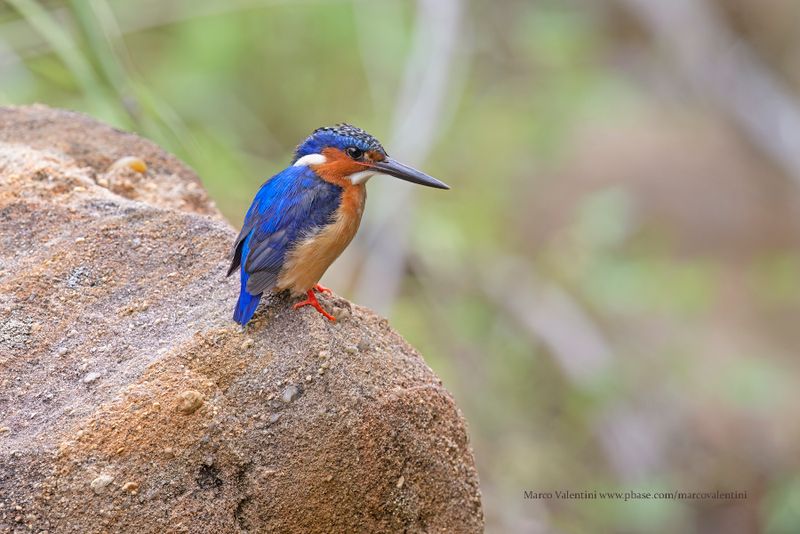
[[228, 124, 449, 325]]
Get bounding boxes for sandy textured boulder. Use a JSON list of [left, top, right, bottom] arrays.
[[0, 105, 483, 533]]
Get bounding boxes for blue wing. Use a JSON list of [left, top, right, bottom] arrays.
[[228, 165, 342, 298]]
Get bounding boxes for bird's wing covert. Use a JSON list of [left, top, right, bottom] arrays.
[[234, 166, 342, 295]]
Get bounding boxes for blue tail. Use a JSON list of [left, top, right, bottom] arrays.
[[233, 232, 261, 325], [233, 285, 261, 325]]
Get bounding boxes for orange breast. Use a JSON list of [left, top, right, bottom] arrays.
[[276, 185, 366, 295]]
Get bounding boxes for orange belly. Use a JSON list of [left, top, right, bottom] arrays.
[[276, 185, 365, 295]]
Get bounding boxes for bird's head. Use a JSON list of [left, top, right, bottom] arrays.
[[292, 123, 449, 190]]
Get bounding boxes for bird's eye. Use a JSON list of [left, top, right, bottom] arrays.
[[345, 147, 364, 160]]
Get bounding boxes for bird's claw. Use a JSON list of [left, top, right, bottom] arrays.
[[294, 289, 336, 321], [312, 283, 333, 295]]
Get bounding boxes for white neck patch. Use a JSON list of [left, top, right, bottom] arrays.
[[349, 170, 376, 185], [293, 153, 327, 167]]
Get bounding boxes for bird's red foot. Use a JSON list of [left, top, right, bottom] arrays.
[[294, 289, 336, 321], [313, 283, 332, 295]]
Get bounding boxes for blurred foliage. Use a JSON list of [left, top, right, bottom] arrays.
[[3, 0, 800, 532]]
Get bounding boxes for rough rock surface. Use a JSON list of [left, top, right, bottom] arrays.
[[0, 105, 483, 533]]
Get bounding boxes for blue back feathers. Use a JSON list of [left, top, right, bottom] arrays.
[[229, 165, 342, 325]]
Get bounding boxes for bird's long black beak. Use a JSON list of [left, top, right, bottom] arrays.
[[371, 158, 450, 190]]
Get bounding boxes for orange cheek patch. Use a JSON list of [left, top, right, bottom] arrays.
[[365, 150, 385, 162], [313, 148, 367, 187], [367, 150, 386, 161]]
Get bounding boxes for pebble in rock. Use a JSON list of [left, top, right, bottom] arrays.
[[90, 474, 114, 494], [82, 372, 101, 384], [281, 385, 300, 403], [177, 390, 204, 414]]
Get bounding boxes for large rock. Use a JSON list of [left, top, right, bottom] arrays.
[[0, 105, 483, 533]]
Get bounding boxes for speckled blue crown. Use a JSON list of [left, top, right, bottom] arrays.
[[293, 123, 386, 162]]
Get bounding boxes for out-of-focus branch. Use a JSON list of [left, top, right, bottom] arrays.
[[351, 0, 464, 315], [475, 258, 614, 388], [410, 251, 614, 388], [618, 0, 800, 186]]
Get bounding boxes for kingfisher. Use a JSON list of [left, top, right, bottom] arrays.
[[227, 123, 449, 325]]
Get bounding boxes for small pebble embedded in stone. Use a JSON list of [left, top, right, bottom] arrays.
[[177, 390, 204, 414], [281, 384, 300, 403], [90, 474, 114, 494], [82, 372, 101, 384], [110, 156, 148, 174]]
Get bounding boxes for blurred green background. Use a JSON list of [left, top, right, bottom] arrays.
[[3, 0, 800, 532]]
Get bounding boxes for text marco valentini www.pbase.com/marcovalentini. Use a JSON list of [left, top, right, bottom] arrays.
[[523, 489, 748, 502]]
